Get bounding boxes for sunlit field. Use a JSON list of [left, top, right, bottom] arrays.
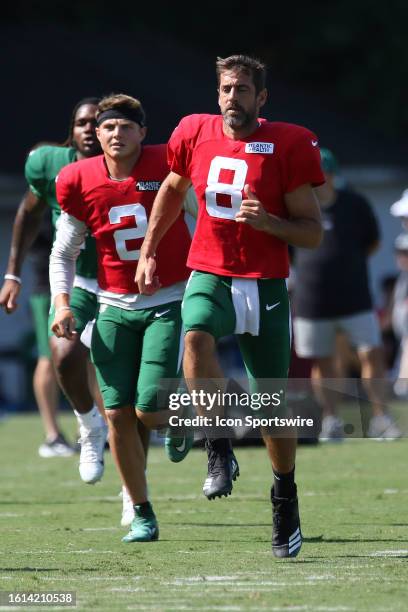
[[0, 413, 407, 611]]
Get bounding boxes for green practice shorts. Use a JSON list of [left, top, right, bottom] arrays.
[[182, 271, 291, 382], [30, 293, 51, 358], [91, 301, 183, 411], [48, 286, 98, 336]]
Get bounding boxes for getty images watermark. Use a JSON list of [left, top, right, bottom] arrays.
[[166, 387, 314, 435], [159, 377, 407, 439]]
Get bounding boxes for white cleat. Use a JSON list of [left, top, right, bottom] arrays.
[[120, 486, 135, 527], [319, 415, 345, 442], [78, 421, 108, 484], [38, 434, 75, 458], [368, 414, 401, 441]]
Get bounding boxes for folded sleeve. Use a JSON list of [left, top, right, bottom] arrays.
[[167, 116, 194, 178]]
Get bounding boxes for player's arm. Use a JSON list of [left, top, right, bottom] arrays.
[[236, 183, 322, 248], [0, 190, 47, 313], [136, 171, 192, 294], [49, 212, 88, 339]]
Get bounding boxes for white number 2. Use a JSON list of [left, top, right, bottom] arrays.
[[205, 156, 248, 220], [108, 203, 148, 261]]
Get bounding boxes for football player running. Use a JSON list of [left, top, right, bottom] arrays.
[[136, 55, 324, 557], [50, 94, 195, 543]]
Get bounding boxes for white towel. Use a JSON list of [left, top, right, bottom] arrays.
[[80, 319, 95, 349], [231, 278, 260, 336]]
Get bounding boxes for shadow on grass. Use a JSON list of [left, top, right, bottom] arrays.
[[0, 567, 100, 572], [1, 567, 63, 572], [317, 537, 408, 543], [0, 500, 117, 506], [163, 524, 325, 544], [164, 522, 273, 527], [156, 536, 325, 544], [166, 528, 408, 546], [302, 534, 408, 544]]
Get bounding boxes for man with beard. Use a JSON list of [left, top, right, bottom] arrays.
[[136, 55, 324, 557], [0, 99, 108, 481]]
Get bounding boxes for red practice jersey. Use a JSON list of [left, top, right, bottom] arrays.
[[168, 114, 324, 278], [56, 145, 191, 293]]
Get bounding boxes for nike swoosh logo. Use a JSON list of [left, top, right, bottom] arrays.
[[154, 309, 170, 318], [266, 302, 280, 311], [311, 140, 318, 147], [175, 438, 186, 453]]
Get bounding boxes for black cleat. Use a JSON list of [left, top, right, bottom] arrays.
[[271, 485, 302, 558], [203, 438, 239, 500]]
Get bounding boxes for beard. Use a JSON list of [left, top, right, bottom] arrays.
[[222, 104, 256, 130]]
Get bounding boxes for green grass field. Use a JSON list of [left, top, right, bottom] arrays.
[[1, 413, 407, 611]]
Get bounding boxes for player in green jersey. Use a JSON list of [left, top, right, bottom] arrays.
[[0, 98, 109, 482]]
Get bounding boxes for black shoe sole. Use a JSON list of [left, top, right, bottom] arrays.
[[272, 540, 302, 558], [204, 464, 240, 500], [206, 487, 232, 500]]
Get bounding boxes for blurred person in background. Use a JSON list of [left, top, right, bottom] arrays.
[[376, 274, 399, 377], [391, 235, 408, 395], [0, 98, 109, 479], [28, 211, 67, 456], [388, 188, 408, 396], [293, 148, 400, 441]]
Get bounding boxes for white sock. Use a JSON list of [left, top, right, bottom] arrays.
[[74, 405, 103, 430]]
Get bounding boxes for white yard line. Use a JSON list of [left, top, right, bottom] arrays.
[[82, 527, 120, 532], [371, 550, 408, 556]]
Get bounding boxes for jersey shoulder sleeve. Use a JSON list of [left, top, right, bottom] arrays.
[[167, 114, 212, 178], [25, 145, 74, 199], [272, 122, 325, 192], [55, 161, 85, 222], [24, 145, 55, 199]]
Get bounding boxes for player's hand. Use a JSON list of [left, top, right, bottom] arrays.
[[0, 279, 21, 313], [235, 185, 270, 232], [135, 255, 161, 296], [51, 308, 77, 340]]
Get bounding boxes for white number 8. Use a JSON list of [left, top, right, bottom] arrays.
[[108, 203, 148, 261], [205, 156, 248, 220]]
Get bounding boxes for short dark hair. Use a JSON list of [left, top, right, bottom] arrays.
[[216, 55, 266, 94], [67, 97, 100, 145], [96, 94, 146, 127]]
